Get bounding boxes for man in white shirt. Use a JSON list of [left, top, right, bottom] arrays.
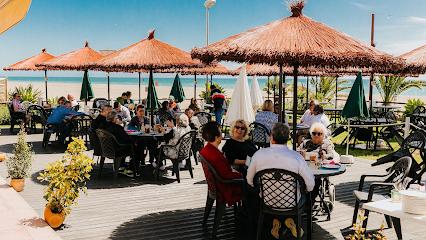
[[113, 102, 131, 122], [247, 122, 315, 238], [297, 99, 319, 145], [312, 105, 330, 127], [67, 94, 79, 108]]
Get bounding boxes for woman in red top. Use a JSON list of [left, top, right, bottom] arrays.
[[200, 122, 243, 206]]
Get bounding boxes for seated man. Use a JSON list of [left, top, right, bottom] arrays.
[[100, 111, 140, 176], [312, 105, 330, 128], [168, 95, 180, 113], [113, 102, 131, 122], [115, 92, 128, 106], [185, 109, 200, 132], [11, 93, 30, 128], [297, 99, 320, 145], [93, 104, 112, 130], [129, 105, 150, 128], [46, 101, 80, 143], [67, 93, 79, 108], [247, 122, 315, 239]]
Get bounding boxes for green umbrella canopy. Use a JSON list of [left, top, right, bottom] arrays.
[[146, 71, 161, 110], [169, 73, 186, 103], [341, 72, 369, 119], [80, 70, 95, 102]]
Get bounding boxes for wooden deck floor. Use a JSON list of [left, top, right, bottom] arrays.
[[0, 128, 425, 240]]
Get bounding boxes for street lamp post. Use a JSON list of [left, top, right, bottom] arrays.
[[204, 0, 216, 103]]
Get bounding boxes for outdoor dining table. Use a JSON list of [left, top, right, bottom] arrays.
[[344, 118, 388, 150], [307, 162, 346, 221], [324, 108, 343, 123]]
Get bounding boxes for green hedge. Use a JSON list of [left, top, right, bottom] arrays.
[[0, 105, 11, 125]]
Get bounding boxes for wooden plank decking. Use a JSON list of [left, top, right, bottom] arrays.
[[0, 128, 425, 239]]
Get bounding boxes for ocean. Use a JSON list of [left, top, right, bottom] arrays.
[[3, 76, 426, 97]]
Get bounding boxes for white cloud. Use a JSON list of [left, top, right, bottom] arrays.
[[350, 2, 372, 10], [409, 16, 426, 23]]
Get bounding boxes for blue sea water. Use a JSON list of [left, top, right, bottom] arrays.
[[4, 76, 426, 97]]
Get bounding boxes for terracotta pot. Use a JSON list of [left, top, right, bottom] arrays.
[[0, 152, 5, 162], [44, 205, 66, 228], [10, 178, 25, 192]]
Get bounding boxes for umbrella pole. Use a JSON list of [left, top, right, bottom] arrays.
[[44, 70, 48, 104], [139, 72, 141, 104], [206, 75, 208, 102], [292, 62, 299, 151], [267, 76, 270, 100], [306, 77, 309, 109], [194, 73, 197, 101], [278, 64, 283, 123], [85, 70, 88, 106], [335, 78, 338, 108], [107, 72, 110, 102], [150, 69, 154, 128], [369, 73, 374, 116]]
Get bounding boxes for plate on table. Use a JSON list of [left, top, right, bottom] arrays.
[[128, 132, 141, 136], [321, 164, 340, 169]]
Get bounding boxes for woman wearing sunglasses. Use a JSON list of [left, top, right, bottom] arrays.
[[299, 122, 334, 160], [222, 119, 257, 177]]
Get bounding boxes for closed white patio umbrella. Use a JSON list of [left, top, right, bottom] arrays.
[[224, 65, 255, 124], [250, 75, 264, 108]]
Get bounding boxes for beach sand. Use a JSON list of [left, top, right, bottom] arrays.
[[7, 81, 424, 110]]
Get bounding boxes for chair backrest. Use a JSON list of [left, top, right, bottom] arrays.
[[70, 114, 93, 134], [249, 122, 270, 147], [385, 111, 397, 124], [176, 130, 196, 160], [92, 98, 109, 109], [254, 168, 306, 211], [199, 154, 218, 199], [72, 105, 80, 111], [399, 131, 426, 157], [88, 128, 102, 156], [384, 156, 412, 184], [27, 105, 46, 117], [156, 110, 174, 125], [195, 112, 211, 125], [95, 129, 117, 159], [413, 106, 426, 115]]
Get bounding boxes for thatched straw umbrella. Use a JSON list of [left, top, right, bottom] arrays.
[[4, 48, 55, 102], [192, 0, 403, 150], [399, 45, 426, 75], [90, 29, 204, 126], [37, 41, 104, 107]]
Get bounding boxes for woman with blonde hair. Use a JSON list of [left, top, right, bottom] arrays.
[[255, 99, 278, 134], [222, 119, 257, 177]]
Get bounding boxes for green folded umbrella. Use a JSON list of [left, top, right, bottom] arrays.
[[169, 73, 186, 103], [146, 70, 161, 110], [341, 71, 369, 119], [80, 70, 95, 105]]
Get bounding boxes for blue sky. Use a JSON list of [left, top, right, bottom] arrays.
[[1, 0, 426, 78]]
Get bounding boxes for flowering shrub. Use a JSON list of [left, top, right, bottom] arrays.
[[347, 210, 386, 240], [38, 138, 93, 215], [5, 128, 34, 179]]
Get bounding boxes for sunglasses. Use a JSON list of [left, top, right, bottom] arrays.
[[312, 132, 323, 136], [235, 126, 246, 131]]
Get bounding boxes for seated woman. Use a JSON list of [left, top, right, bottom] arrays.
[[255, 100, 278, 133], [188, 98, 200, 113], [200, 121, 243, 207], [299, 122, 334, 161], [155, 114, 191, 170], [222, 119, 257, 177], [156, 101, 176, 125]]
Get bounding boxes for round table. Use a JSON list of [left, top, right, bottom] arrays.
[[307, 163, 346, 178]]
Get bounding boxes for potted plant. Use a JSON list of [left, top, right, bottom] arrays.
[[5, 127, 34, 191], [38, 137, 93, 228]]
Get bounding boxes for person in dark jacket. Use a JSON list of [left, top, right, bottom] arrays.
[[93, 104, 112, 130], [211, 85, 227, 124]]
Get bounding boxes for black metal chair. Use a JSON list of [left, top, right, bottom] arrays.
[[249, 122, 271, 149], [92, 98, 109, 109], [27, 105, 47, 134], [70, 114, 93, 145], [72, 105, 80, 112], [254, 169, 312, 240], [194, 111, 211, 126], [88, 128, 102, 164], [95, 129, 136, 181], [199, 155, 244, 236], [8, 103, 24, 132], [353, 157, 411, 235], [155, 110, 175, 125], [380, 111, 404, 150], [154, 130, 196, 183], [190, 132, 204, 166], [410, 106, 426, 129], [42, 122, 65, 148], [351, 127, 376, 150], [89, 108, 102, 115]]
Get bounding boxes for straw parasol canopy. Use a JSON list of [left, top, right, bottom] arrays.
[[235, 63, 344, 77], [164, 61, 235, 76], [37, 41, 104, 71], [191, 0, 403, 72], [90, 29, 203, 72], [4, 48, 54, 71], [398, 45, 426, 75]]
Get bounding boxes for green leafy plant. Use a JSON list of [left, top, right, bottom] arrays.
[[0, 104, 11, 125], [47, 96, 59, 106], [200, 82, 226, 104], [309, 77, 350, 102], [5, 127, 34, 179], [347, 210, 386, 240], [38, 138, 93, 215], [8, 84, 42, 104], [403, 98, 424, 116], [375, 76, 426, 104], [262, 76, 280, 95]]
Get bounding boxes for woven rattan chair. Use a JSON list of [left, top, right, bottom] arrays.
[[254, 169, 312, 240], [154, 130, 196, 183], [353, 156, 411, 233], [88, 128, 102, 164], [95, 129, 136, 181], [380, 111, 404, 150], [8, 103, 24, 132], [199, 155, 244, 236], [249, 122, 271, 149], [27, 105, 47, 134], [70, 114, 93, 145]]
